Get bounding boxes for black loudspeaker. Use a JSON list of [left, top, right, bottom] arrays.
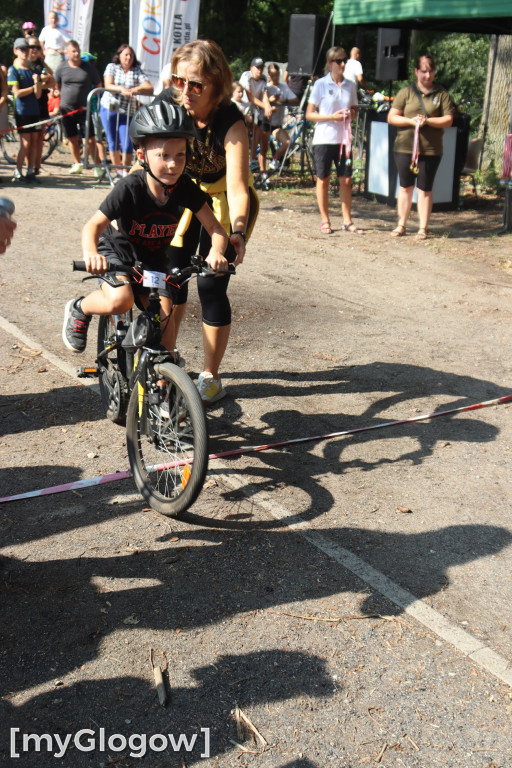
[[375, 28, 408, 80], [287, 14, 327, 76]]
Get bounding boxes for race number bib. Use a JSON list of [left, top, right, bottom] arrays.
[[142, 270, 167, 290]]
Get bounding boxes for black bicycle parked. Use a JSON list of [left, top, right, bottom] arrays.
[[74, 256, 229, 517]]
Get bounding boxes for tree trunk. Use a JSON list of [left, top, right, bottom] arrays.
[[480, 34, 512, 172]]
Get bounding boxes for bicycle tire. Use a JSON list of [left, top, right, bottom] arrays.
[[97, 314, 130, 424], [41, 121, 62, 162], [126, 362, 208, 517], [1, 103, 20, 166]]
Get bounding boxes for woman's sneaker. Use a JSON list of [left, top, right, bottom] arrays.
[[62, 298, 91, 352], [196, 371, 226, 403]]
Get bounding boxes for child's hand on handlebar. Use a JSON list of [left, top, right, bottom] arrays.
[[205, 251, 229, 273], [84, 252, 108, 275]]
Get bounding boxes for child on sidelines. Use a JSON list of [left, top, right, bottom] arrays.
[[62, 101, 229, 355]]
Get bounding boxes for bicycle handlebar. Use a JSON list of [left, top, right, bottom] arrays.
[[72, 258, 235, 282]]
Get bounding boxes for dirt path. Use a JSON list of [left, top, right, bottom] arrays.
[[1, 154, 512, 766]]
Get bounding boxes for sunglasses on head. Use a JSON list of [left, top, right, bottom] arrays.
[[171, 74, 204, 95], [332, 57, 348, 65]]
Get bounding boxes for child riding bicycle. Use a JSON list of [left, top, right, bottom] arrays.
[[62, 101, 229, 357]]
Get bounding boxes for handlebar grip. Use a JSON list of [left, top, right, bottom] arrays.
[[73, 260, 87, 271]]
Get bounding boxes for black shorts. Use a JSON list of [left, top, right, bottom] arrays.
[[313, 143, 352, 179], [97, 243, 174, 301], [15, 114, 41, 133], [259, 120, 272, 133], [394, 152, 441, 192], [61, 107, 94, 139]]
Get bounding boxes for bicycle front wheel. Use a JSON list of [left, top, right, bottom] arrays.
[[126, 362, 208, 517]]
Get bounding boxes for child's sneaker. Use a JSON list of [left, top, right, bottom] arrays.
[[12, 168, 23, 182], [62, 297, 91, 352], [196, 371, 226, 403], [69, 162, 83, 174], [93, 166, 105, 178]]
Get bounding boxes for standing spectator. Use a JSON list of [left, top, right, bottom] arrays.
[[283, 71, 310, 101], [7, 38, 42, 183], [27, 36, 55, 177], [306, 46, 363, 235], [262, 63, 298, 171], [39, 11, 70, 73], [239, 57, 268, 171], [155, 39, 259, 403], [99, 44, 153, 175], [22, 21, 37, 39], [387, 54, 454, 239], [54, 40, 102, 174], [343, 47, 367, 90]]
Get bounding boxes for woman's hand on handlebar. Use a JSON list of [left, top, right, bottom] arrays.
[[84, 251, 108, 275]]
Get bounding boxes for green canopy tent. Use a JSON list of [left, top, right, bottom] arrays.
[[333, 0, 512, 33]]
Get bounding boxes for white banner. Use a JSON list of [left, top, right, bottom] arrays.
[[43, 0, 95, 52], [129, 0, 200, 88]]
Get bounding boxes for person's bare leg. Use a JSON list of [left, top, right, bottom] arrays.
[[339, 175, 353, 225], [417, 188, 433, 231], [68, 135, 81, 164], [396, 185, 414, 228], [16, 133, 30, 172], [80, 281, 133, 316], [316, 177, 330, 224], [163, 303, 186, 353], [202, 323, 231, 379]]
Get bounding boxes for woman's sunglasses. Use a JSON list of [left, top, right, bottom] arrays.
[[332, 57, 348, 65], [29, 45, 42, 50], [171, 75, 204, 95]]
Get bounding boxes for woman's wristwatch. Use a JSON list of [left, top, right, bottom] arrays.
[[232, 230, 247, 242]]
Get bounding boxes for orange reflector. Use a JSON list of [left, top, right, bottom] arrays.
[[181, 465, 191, 488]]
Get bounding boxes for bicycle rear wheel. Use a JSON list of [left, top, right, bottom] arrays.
[[41, 121, 62, 162], [97, 314, 130, 424], [126, 362, 208, 517], [1, 104, 20, 166]]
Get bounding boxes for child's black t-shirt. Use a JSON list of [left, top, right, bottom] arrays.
[[98, 170, 208, 269]]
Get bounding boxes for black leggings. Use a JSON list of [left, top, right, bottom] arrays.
[[166, 191, 258, 327], [165, 216, 234, 327]]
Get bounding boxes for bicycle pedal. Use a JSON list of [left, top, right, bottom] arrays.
[[77, 366, 99, 378]]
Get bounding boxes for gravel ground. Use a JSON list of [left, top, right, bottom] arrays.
[[1, 151, 512, 767]]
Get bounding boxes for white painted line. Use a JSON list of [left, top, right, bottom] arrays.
[[2, 314, 511, 688], [0, 315, 100, 395], [217, 469, 512, 688]]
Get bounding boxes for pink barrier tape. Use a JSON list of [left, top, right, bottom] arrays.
[[0, 107, 83, 136], [1, 393, 511, 505]]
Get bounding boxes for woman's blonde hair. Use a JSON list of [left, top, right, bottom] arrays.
[[324, 46, 347, 74], [171, 39, 233, 108]]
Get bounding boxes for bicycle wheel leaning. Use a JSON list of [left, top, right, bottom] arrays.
[[126, 362, 208, 517], [97, 314, 130, 424], [0, 100, 20, 166]]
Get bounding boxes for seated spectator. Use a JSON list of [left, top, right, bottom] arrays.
[[54, 40, 103, 174], [39, 11, 70, 73], [7, 38, 42, 183], [262, 63, 298, 171], [239, 57, 268, 171], [27, 36, 55, 176], [283, 70, 310, 101], [100, 44, 153, 176]]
